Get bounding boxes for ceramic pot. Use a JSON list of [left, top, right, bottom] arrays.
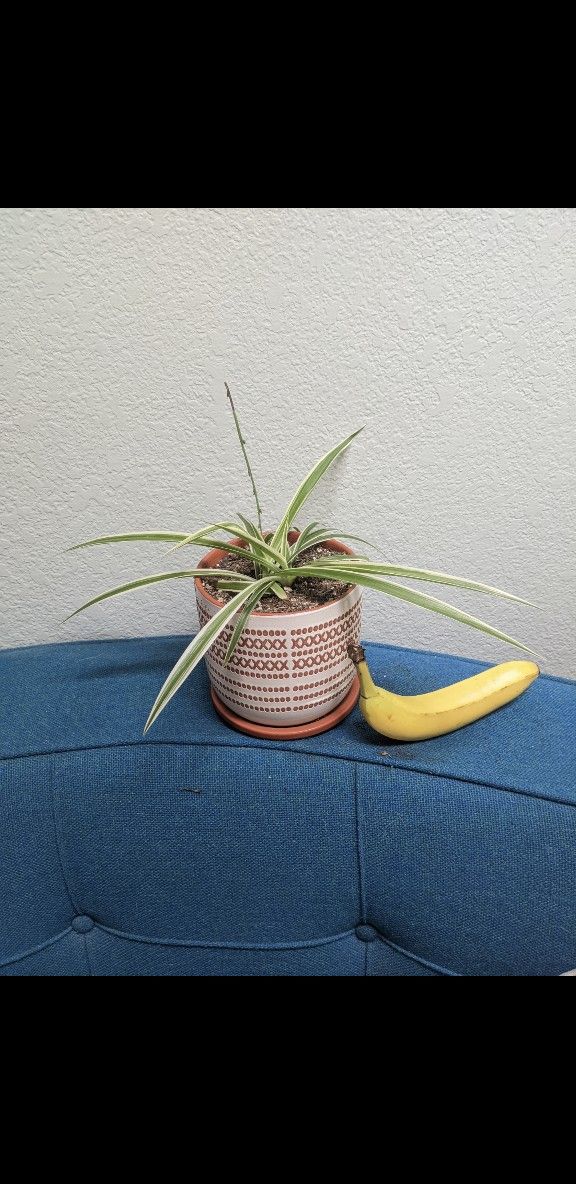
[[195, 538, 362, 727]]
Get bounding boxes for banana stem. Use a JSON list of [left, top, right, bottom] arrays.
[[348, 644, 379, 698]]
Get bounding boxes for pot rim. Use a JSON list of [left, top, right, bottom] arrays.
[[195, 536, 357, 617]]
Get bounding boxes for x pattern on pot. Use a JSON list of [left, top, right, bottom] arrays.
[[290, 604, 362, 674]]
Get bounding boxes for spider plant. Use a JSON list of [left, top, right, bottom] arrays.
[[67, 386, 534, 732]]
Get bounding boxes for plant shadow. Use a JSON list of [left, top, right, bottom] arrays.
[[74, 657, 174, 681]]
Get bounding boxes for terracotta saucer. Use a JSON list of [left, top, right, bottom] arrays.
[[210, 675, 360, 740]]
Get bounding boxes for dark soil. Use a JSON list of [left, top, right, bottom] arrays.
[[201, 545, 354, 613]]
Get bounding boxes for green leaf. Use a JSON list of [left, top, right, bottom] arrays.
[[170, 521, 286, 569], [166, 522, 242, 554], [234, 514, 267, 574], [270, 582, 288, 599], [290, 527, 374, 559], [64, 568, 253, 621], [173, 536, 258, 562], [237, 514, 264, 542], [287, 522, 321, 558], [302, 559, 534, 604], [144, 578, 274, 732], [270, 429, 362, 560], [290, 565, 536, 654], [67, 527, 265, 570], [67, 532, 191, 551], [320, 531, 374, 551], [216, 579, 255, 592]]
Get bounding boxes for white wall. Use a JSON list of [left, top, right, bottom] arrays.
[[1, 207, 574, 676]]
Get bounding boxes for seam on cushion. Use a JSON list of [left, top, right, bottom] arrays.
[[2, 635, 573, 686], [353, 765, 366, 923], [97, 923, 356, 951], [92, 923, 457, 975], [0, 928, 73, 968], [49, 756, 79, 915], [378, 935, 461, 977], [5, 741, 574, 812], [83, 934, 94, 976], [364, 944, 369, 976]]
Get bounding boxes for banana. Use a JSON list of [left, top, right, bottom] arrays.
[[347, 644, 539, 741]]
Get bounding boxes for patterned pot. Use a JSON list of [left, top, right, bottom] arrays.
[[195, 539, 362, 727]]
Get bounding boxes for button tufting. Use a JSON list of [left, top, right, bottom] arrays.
[[71, 915, 95, 934], [355, 923, 379, 943]]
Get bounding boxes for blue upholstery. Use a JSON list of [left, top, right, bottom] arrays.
[[1, 636, 575, 976]]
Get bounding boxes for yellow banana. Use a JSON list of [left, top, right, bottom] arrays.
[[347, 644, 539, 741]]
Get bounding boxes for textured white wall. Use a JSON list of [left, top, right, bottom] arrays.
[[1, 208, 574, 675]]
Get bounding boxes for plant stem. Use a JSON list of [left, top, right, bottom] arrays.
[[225, 383, 264, 535]]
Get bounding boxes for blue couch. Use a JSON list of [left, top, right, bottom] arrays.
[[1, 636, 575, 976]]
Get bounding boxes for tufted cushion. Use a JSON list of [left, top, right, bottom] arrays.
[[1, 636, 575, 976]]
